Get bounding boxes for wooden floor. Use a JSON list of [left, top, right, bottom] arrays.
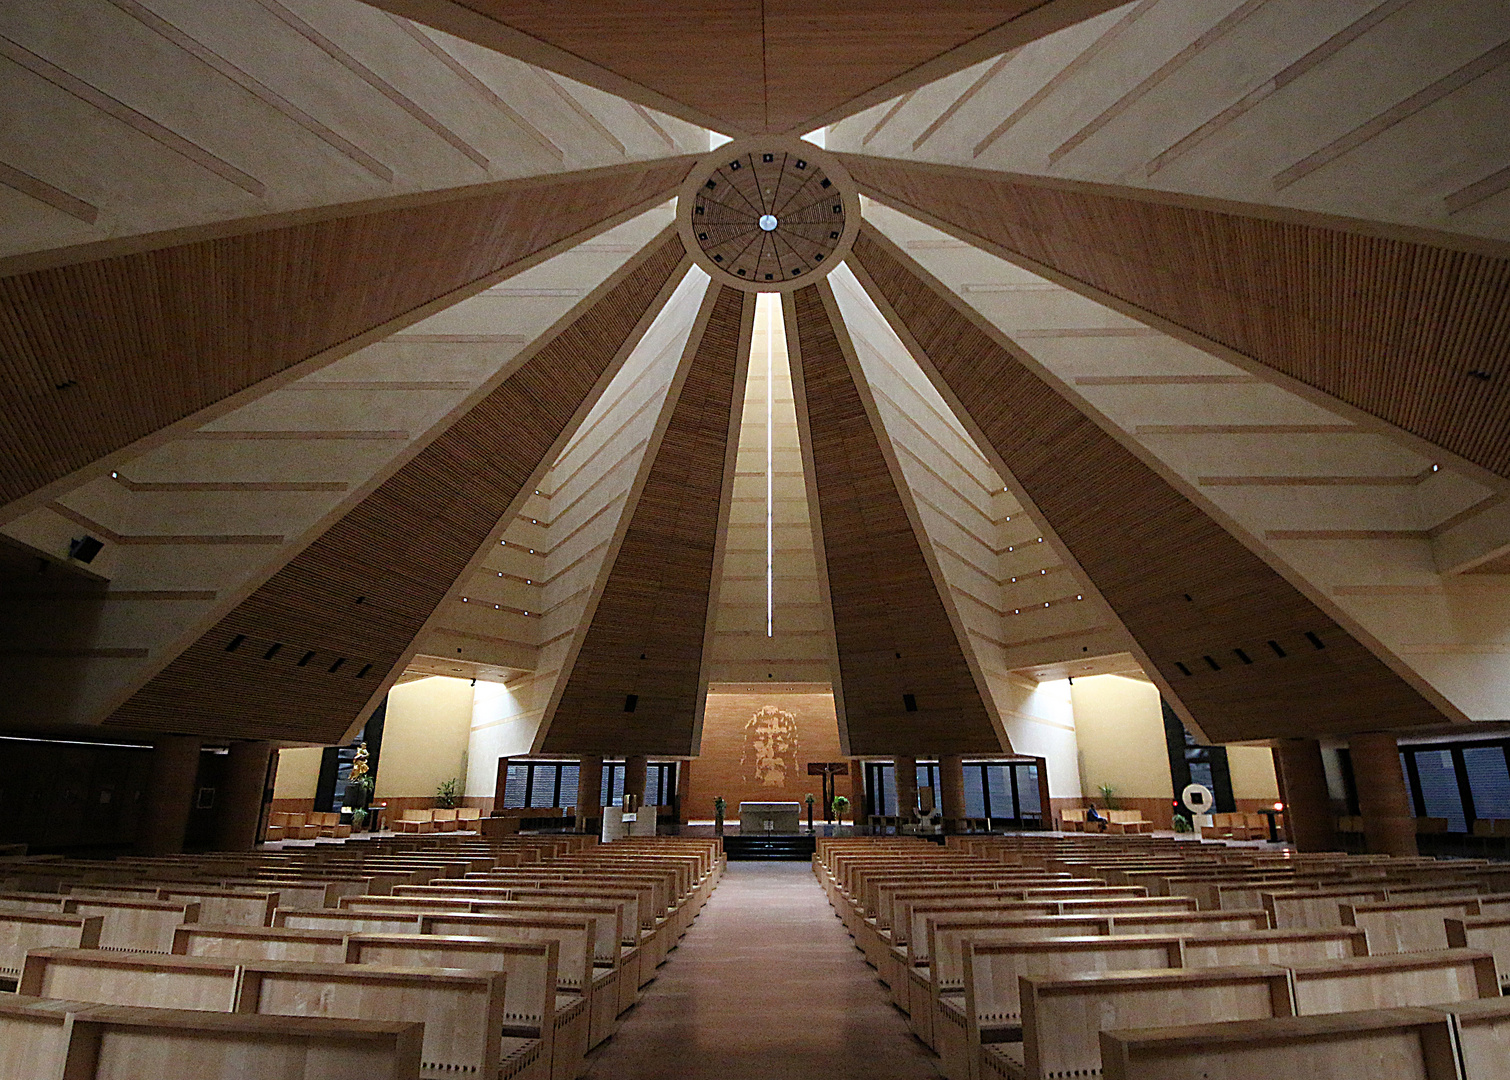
[[584, 861, 940, 1078]]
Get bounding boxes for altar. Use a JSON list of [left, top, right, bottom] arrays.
[[739, 801, 801, 835]]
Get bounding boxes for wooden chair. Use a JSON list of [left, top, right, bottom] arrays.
[[457, 807, 483, 829], [1058, 809, 1086, 832], [1099, 1007, 1462, 1080], [1290, 950, 1500, 1015], [986, 966, 1294, 1079], [0, 994, 423, 1080], [432, 809, 459, 833], [395, 810, 435, 834]]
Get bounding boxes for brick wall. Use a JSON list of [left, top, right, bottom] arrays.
[[686, 691, 848, 822]]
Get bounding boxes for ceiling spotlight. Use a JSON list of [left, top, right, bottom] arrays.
[[110, 471, 118, 478], [1076, 595, 1083, 600], [1431, 464, 1440, 472]]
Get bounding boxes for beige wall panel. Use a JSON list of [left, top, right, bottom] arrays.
[[375, 675, 474, 798], [1227, 745, 1280, 802], [272, 746, 324, 801], [1071, 673, 1173, 801]]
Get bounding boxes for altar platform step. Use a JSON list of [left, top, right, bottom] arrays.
[[722, 835, 818, 861]]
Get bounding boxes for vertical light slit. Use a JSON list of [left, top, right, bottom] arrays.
[[766, 296, 774, 638]]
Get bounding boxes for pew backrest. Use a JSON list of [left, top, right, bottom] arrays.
[[1432, 998, 1510, 1080], [964, 934, 1182, 1025], [928, 915, 1113, 988], [344, 933, 560, 1027], [1177, 926, 1370, 968], [0, 912, 101, 979], [1446, 915, 1510, 993], [1290, 950, 1500, 1015], [273, 908, 422, 935], [417, 913, 598, 984], [172, 923, 351, 964], [1098, 1007, 1461, 1080], [1110, 909, 1270, 935], [68, 899, 200, 952], [18, 948, 244, 1012], [158, 889, 279, 928], [1021, 966, 1294, 1079]]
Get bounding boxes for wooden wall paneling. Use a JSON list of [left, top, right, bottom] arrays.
[[0, 158, 695, 524], [101, 233, 692, 743], [783, 281, 1002, 756], [540, 283, 754, 756], [364, 1, 1126, 136], [839, 155, 1510, 483], [846, 227, 1455, 743]]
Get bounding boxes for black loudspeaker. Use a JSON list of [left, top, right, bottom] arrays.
[[69, 535, 104, 563]]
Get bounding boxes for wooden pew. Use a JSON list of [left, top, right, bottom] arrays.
[[273, 908, 422, 935], [942, 935, 1183, 1080], [1099, 1007, 1461, 1080], [420, 910, 622, 1046], [1290, 950, 1500, 1015], [158, 888, 279, 928], [1177, 926, 1370, 968], [244, 960, 545, 1080], [1108, 909, 1271, 935], [0, 912, 101, 984], [345, 933, 580, 1080], [172, 923, 351, 964], [1446, 914, 1510, 993], [985, 966, 1294, 1080], [1433, 998, 1510, 1080], [1341, 897, 1481, 954], [67, 898, 199, 952], [20, 948, 244, 1012], [0, 994, 424, 1080]]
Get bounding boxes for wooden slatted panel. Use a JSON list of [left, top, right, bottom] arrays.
[[0, 159, 693, 511], [841, 156, 1510, 479], [787, 282, 999, 755], [375, 1, 1120, 135], [541, 284, 752, 756], [848, 229, 1451, 742], [103, 235, 690, 743]]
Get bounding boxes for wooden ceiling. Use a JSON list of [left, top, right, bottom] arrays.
[[786, 281, 1002, 756], [847, 228, 1455, 742], [841, 155, 1510, 482], [0, 158, 693, 520], [541, 284, 752, 756], [366, 0, 1124, 135], [103, 233, 691, 743]]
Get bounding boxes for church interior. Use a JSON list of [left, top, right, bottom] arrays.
[[1, 0, 1508, 1076]]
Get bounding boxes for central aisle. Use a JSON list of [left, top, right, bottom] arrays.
[[585, 860, 941, 1079]]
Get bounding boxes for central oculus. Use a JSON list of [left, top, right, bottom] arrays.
[[677, 135, 859, 293]]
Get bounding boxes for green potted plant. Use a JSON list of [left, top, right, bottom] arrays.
[[1098, 782, 1120, 810], [350, 806, 368, 832], [805, 792, 816, 834], [435, 777, 460, 809], [832, 795, 851, 836], [713, 795, 725, 838]]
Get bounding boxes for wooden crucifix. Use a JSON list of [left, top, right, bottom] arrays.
[[807, 761, 849, 822]]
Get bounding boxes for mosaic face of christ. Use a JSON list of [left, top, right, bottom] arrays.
[[741, 704, 799, 787]]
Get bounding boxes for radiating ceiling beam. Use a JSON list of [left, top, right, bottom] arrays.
[[101, 232, 693, 743], [841, 155, 1510, 485], [539, 282, 753, 756], [0, 158, 695, 525], [847, 225, 1459, 742], [358, 0, 1127, 136], [785, 279, 1004, 756]]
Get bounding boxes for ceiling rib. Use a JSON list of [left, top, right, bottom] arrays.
[[841, 154, 1510, 483], [359, 0, 1127, 136], [847, 226, 1457, 743], [540, 283, 753, 756], [102, 232, 692, 743], [785, 279, 1002, 756], [0, 158, 694, 524]]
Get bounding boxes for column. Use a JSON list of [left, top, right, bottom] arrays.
[[492, 757, 511, 814], [136, 736, 201, 855], [848, 758, 866, 832], [939, 754, 966, 834], [212, 740, 273, 851], [575, 756, 604, 833], [893, 754, 917, 823], [1350, 732, 1417, 856], [623, 754, 648, 809], [1273, 739, 1337, 852]]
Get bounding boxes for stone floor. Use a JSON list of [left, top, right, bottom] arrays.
[[583, 860, 941, 1079]]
